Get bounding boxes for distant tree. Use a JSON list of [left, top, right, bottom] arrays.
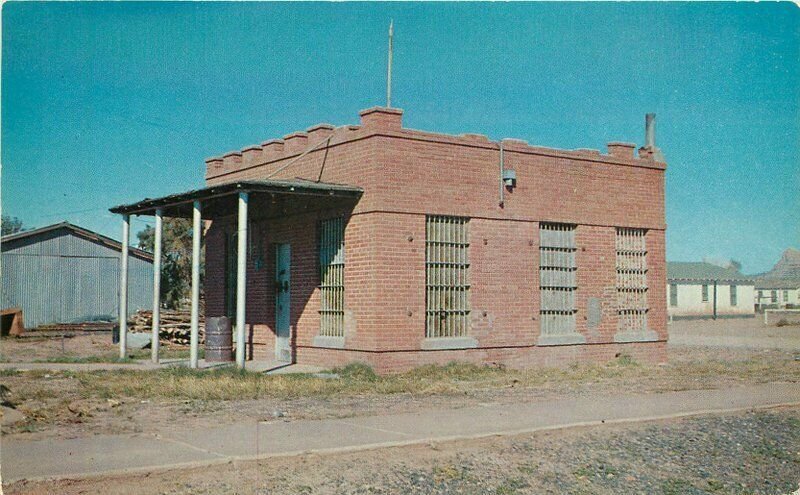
[[729, 260, 742, 272], [1, 215, 25, 236], [137, 218, 204, 310]]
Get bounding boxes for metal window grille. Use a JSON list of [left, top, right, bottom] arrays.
[[730, 285, 737, 306], [669, 284, 678, 307], [224, 232, 237, 318], [319, 217, 345, 337], [539, 223, 577, 335], [771, 290, 777, 303], [701, 284, 709, 302], [784, 290, 789, 302], [425, 215, 470, 338], [616, 228, 648, 333]]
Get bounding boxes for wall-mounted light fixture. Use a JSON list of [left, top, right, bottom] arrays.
[[502, 169, 517, 188]]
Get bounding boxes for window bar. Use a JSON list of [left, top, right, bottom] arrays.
[[319, 217, 345, 338], [425, 216, 470, 338], [539, 223, 577, 336]]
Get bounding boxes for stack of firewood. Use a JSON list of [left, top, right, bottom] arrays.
[[128, 309, 204, 345]]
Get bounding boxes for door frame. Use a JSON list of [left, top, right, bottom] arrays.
[[274, 243, 292, 362]]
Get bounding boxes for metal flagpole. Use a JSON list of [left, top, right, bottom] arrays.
[[387, 20, 393, 108]]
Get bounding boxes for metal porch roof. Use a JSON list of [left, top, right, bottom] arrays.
[[109, 179, 363, 217]]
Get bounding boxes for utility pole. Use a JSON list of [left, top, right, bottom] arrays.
[[712, 281, 718, 320]]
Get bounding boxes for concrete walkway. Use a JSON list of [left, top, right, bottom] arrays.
[[2, 382, 798, 483]]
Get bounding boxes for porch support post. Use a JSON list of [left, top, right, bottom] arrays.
[[151, 208, 163, 363], [190, 201, 202, 369], [235, 191, 249, 368], [118, 214, 130, 359]]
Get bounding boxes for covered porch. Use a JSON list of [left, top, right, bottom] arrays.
[[110, 179, 362, 369]]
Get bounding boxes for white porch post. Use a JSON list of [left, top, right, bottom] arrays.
[[190, 201, 202, 369], [151, 209, 163, 363], [119, 214, 130, 359], [235, 191, 249, 368]]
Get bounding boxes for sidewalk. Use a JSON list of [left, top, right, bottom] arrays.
[[2, 382, 798, 483]]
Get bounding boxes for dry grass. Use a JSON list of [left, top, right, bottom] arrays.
[[28, 347, 200, 364], [4, 352, 798, 405], [2, 348, 798, 439]]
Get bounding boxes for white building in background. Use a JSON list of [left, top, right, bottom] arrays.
[[667, 262, 755, 320], [754, 279, 800, 309]]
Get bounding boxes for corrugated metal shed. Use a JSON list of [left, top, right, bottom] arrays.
[[1, 222, 153, 328]]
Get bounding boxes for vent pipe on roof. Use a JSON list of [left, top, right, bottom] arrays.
[[643, 113, 665, 162], [645, 113, 656, 148]]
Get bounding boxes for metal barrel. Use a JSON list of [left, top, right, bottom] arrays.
[[205, 316, 233, 362]]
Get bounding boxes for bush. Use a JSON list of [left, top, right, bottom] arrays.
[[332, 362, 378, 382], [614, 353, 638, 367], [407, 361, 502, 381]]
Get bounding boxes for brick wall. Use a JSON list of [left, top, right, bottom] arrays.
[[203, 107, 667, 372]]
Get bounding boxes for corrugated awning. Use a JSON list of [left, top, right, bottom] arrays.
[[109, 179, 363, 218]]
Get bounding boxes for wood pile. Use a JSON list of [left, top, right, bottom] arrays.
[[129, 309, 204, 345]]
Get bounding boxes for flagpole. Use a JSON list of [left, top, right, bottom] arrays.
[[387, 20, 393, 108]]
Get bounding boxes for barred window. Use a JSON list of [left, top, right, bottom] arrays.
[[669, 284, 678, 307], [784, 290, 789, 302], [539, 223, 577, 335], [425, 215, 470, 338], [771, 290, 777, 303], [730, 285, 737, 306], [319, 217, 345, 337], [702, 284, 709, 302], [616, 228, 648, 333]]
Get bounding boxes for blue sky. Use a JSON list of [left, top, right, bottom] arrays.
[[2, 2, 798, 274]]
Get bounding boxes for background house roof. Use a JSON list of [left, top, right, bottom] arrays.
[[667, 261, 753, 283], [754, 279, 800, 290], [1, 221, 154, 262]]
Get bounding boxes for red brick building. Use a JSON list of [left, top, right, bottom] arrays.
[[114, 106, 667, 372]]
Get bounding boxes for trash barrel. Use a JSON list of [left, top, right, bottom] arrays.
[[205, 316, 234, 362]]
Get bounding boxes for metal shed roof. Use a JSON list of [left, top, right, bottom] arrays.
[[1, 221, 154, 262]]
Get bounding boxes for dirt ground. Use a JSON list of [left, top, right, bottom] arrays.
[[669, 317, 800, 350], [1, 344, 798, 443], [0, 331, 190, 363], [0, 319, 799, 443], [1, 320, 799, 493], [7, 408, 800, 495]]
